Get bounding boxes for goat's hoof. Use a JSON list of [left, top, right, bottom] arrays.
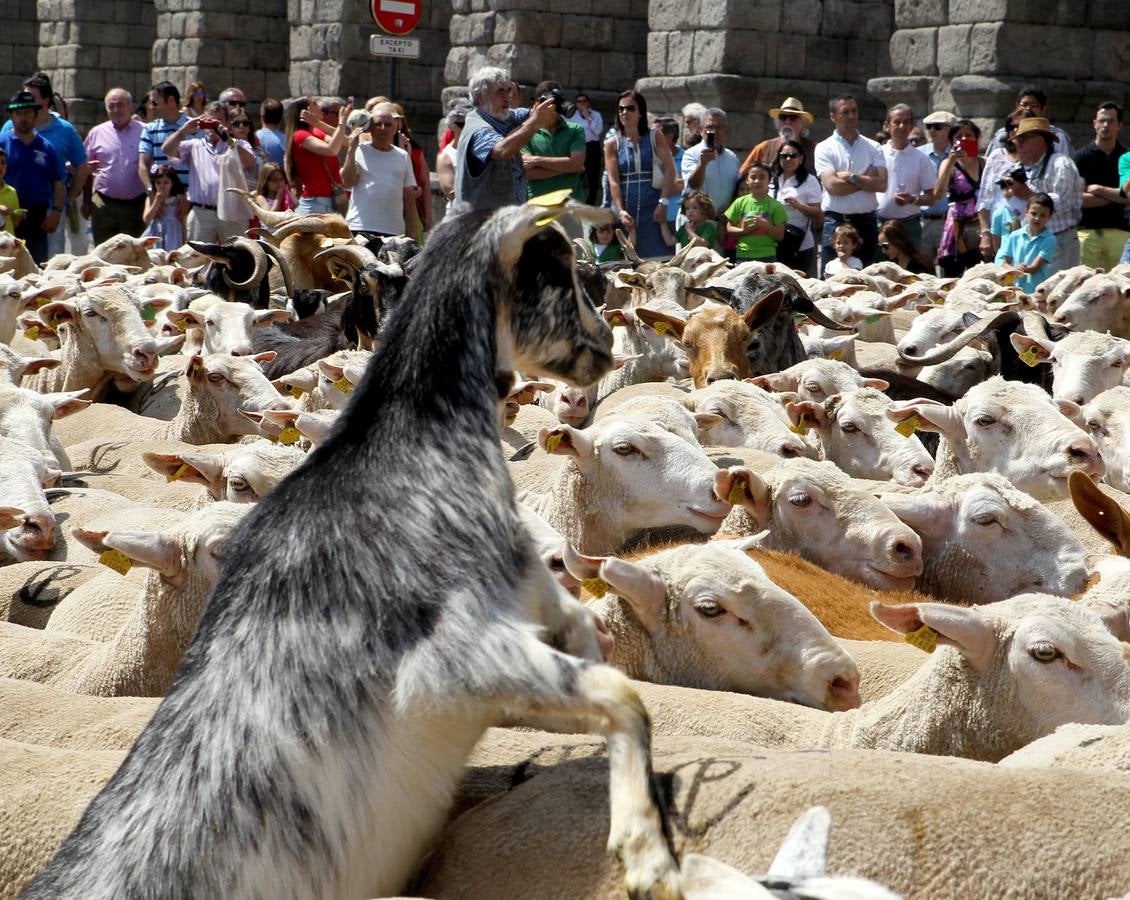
[[619, 838, 682, 900]]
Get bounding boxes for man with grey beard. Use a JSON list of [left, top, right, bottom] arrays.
[[740, 96, 817, 176]]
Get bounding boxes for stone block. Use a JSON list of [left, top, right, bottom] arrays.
[[648, 0, 701, 32], [947, 0, 1007, 22], [948, 74, 1021, 117], [449, 12, 494, 46], [1079, 81, 1130, 116], [665, 30, 693, 76], [567, 49, 600, 89], [692, 29, 728, 75], [541, 46, 568, 83], [936, 24, 971, 76], [601, 0, 631, 15], [804, 36, 845, 81], [114, 1, 142, 23], [600, 49, 637, 91], [494, 11, 560, 46], [152, 39, 169, 66], [128, 24, 156, 48], [488, 42, 542, 84], [847, 39, 890, 83], [647, 31, 666, 74], [894, 0, 946, 27], [613, 17, 647, 54], [549, 0, 590, 10], [889, 27, 936, 76], [822, 0, 889, 41], [781, 0, 822, 34], [561, 15, 612, 51], [866, 75, 935, 114], [1092, 30, 1130, 83], [972, 23, 1093, 79], [724, 0, 781, 32]]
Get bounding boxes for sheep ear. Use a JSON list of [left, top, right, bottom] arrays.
[[1069, 471, 1130, 555], [0, 507, 25, 531], [167, 309, 203, 328], [870, 601, 996, 670], [785, 400, 825, 430], [277, 369, 318, 395], [142, 451, 222, 489], [599, 557, 666, 628], [635, 307, 686, 341], [252, 351, 277, 367], [37, 299, 77, 326], [862, 377, 889, 390], [728, 468, 772, 527], [749, 372, 798, 393], [43, 389, 90, 419], [693, 412, 723, 432], [155, 333, 186, 355], [1008, 333, 1054, 364], [603, 308, 636, 327], [538, 425, 591, 461], [886, 399, 964, 440], [877, 491, 950, 539], [20, 357, 60, 375], [680, 854, 765, 899], [71, 527, 184, 578], [1084, 596, 1130, 643]]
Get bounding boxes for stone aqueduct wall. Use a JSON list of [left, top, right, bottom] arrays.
[[2, 0, 1128, 158]]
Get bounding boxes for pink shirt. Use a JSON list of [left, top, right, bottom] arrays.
[[84, 119, 146, 199]]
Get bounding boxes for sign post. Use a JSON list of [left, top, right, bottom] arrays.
[[369, 0, 422, 96]]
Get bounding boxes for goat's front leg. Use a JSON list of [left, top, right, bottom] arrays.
[[480, 632, 681, 900], [516, 550, 607, 661]]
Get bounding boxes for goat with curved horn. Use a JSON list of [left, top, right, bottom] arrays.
[[219, 237, 269, 292], [257, 239, 295, 300], [897, 309, 1019, 366]]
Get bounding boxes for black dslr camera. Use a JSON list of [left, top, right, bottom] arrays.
[[537, 87, 576, 118], [1006, 165, 1028, 184]]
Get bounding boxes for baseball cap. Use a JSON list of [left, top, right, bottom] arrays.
[[6, 91, 38, 111]]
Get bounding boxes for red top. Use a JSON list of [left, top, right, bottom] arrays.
[[292, 128, 341, 198]]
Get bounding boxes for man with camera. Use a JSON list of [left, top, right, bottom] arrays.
[[521, 81, 586, 205], [162, 101, 255, 243]]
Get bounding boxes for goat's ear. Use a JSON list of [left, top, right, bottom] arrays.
[[741, 288, 785, 331], [686, 285, 734, 304], [253, 309, 293, 326], [603, 307, 636, 327], [635, 307, 686, 341], [538, 425, 591, 460], [142, 451, 220, 488], [43, 389, 90, 419], [1009, 333, 1054, 364], [599, 557, 667, 628], [71, 526, 184, 579], [1070, 471, 1130, 555], [616, 271, 647, 288], [749, 372, 798, 393], [611, 353, 640, 370], [870, 601, 996, 671]]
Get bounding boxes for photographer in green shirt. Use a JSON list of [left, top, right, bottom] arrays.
[[522, 80, 586, 203]]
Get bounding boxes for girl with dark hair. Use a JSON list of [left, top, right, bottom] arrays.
[[183, 82, 207, 118], [769, 138, 822, 273], [603, 89, 676, 258], [877, 218, 934, 273], [934, 118, 984, 276], [141, 164, 187, 250]]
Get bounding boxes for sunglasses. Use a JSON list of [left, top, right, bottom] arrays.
[[225, 100, 246, 107], [877, 242, 892, 249], [230, 120, 251, 127], [778, 113, 802, 121], [925, 123, 948, 130], [147, 98, 160, 106], [618, 105, 637, 113], [777, 152, 801, 160]]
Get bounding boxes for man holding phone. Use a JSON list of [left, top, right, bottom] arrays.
[[680, 108, 740, 256]]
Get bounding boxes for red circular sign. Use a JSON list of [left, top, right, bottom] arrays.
[[371, 0, 421, 36]]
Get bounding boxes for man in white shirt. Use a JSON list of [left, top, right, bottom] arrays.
[[680, 108, 741, 255], [568, 92, 604, 205], [875, 104, 937, 251], [814, 94, 887, 267], [341, 103, 419, 237], [919, 109, 957, 262]]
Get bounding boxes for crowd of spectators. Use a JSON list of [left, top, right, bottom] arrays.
[[2, 68, 1127, 286]]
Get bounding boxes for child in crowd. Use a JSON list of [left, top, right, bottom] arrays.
[[824, 223, 863, 276], [995, 192, 1056, 294], [588, 221, 624, 263], [988, 173, 1026, 257], [724, 163, 788, 262], [142, 164, 188, 251], [0, 148, 22, 234], [677, 190, 718, 251], [254, 162, 296, 212]]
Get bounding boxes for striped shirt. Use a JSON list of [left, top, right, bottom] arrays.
[[141, 113, 190, 181]]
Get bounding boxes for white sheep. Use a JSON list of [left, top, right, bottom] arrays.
[[141, 441, 306, 504], [682, 380, 813, 459], [0, 383, 89, 470]]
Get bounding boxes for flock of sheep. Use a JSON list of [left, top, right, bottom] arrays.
[[2, 194, 1130, 898]]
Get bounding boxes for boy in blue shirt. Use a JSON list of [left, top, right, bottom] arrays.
[[995, 192, 1057, 294]]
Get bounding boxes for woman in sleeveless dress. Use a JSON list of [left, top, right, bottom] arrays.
[[934, 119, 984, 277]]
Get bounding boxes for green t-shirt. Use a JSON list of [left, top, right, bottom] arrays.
[[724, 194, 789, 260], [676, 219, 718, 251], [524, 120, 586, 201], [589, 241, 624, 263], [0, 183, 18, 234]]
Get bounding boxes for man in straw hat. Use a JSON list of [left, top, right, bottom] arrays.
[[1004, 115, 1084, 272], [740, 96, 816, 176]]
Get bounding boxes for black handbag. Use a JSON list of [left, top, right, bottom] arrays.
[[778, 223, 806, 261]]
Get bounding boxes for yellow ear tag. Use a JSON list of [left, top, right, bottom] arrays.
[[22, 325, 39, 341], [545, 431, 564, 454], [167, 463, 189, 483], [287, 384, 305, 398], [608, 311, 627, 327], [653, 321, 671, 336], [35, 295, 51, 308], [99, 548, 132, 576], [727, 481, 746, 505], [581, 577, 609, 598], [1019, 346, 1040, 367], [905, 624, 937, 653], [527, 187, 574, 209], [278, 424, 302, 445], [790, 414, 808, 436], [865, 314, 882, 324], [895, 415, 921, 438], [174, 317, 187, 332], [828, 350, 845, 361], [331, 376, 352, 394]]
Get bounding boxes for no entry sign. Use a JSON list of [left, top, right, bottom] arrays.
[[371, 0, 421, 36]]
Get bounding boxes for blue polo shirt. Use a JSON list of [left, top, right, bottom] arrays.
[[0, 112, 86, 184], [256, 127, 285, 167], [995, 224, 1057, 294], [0, 131, 64, 206]]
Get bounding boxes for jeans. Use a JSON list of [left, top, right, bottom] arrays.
[[297, 195, 335, 214], [820, 211, 879, 268]]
